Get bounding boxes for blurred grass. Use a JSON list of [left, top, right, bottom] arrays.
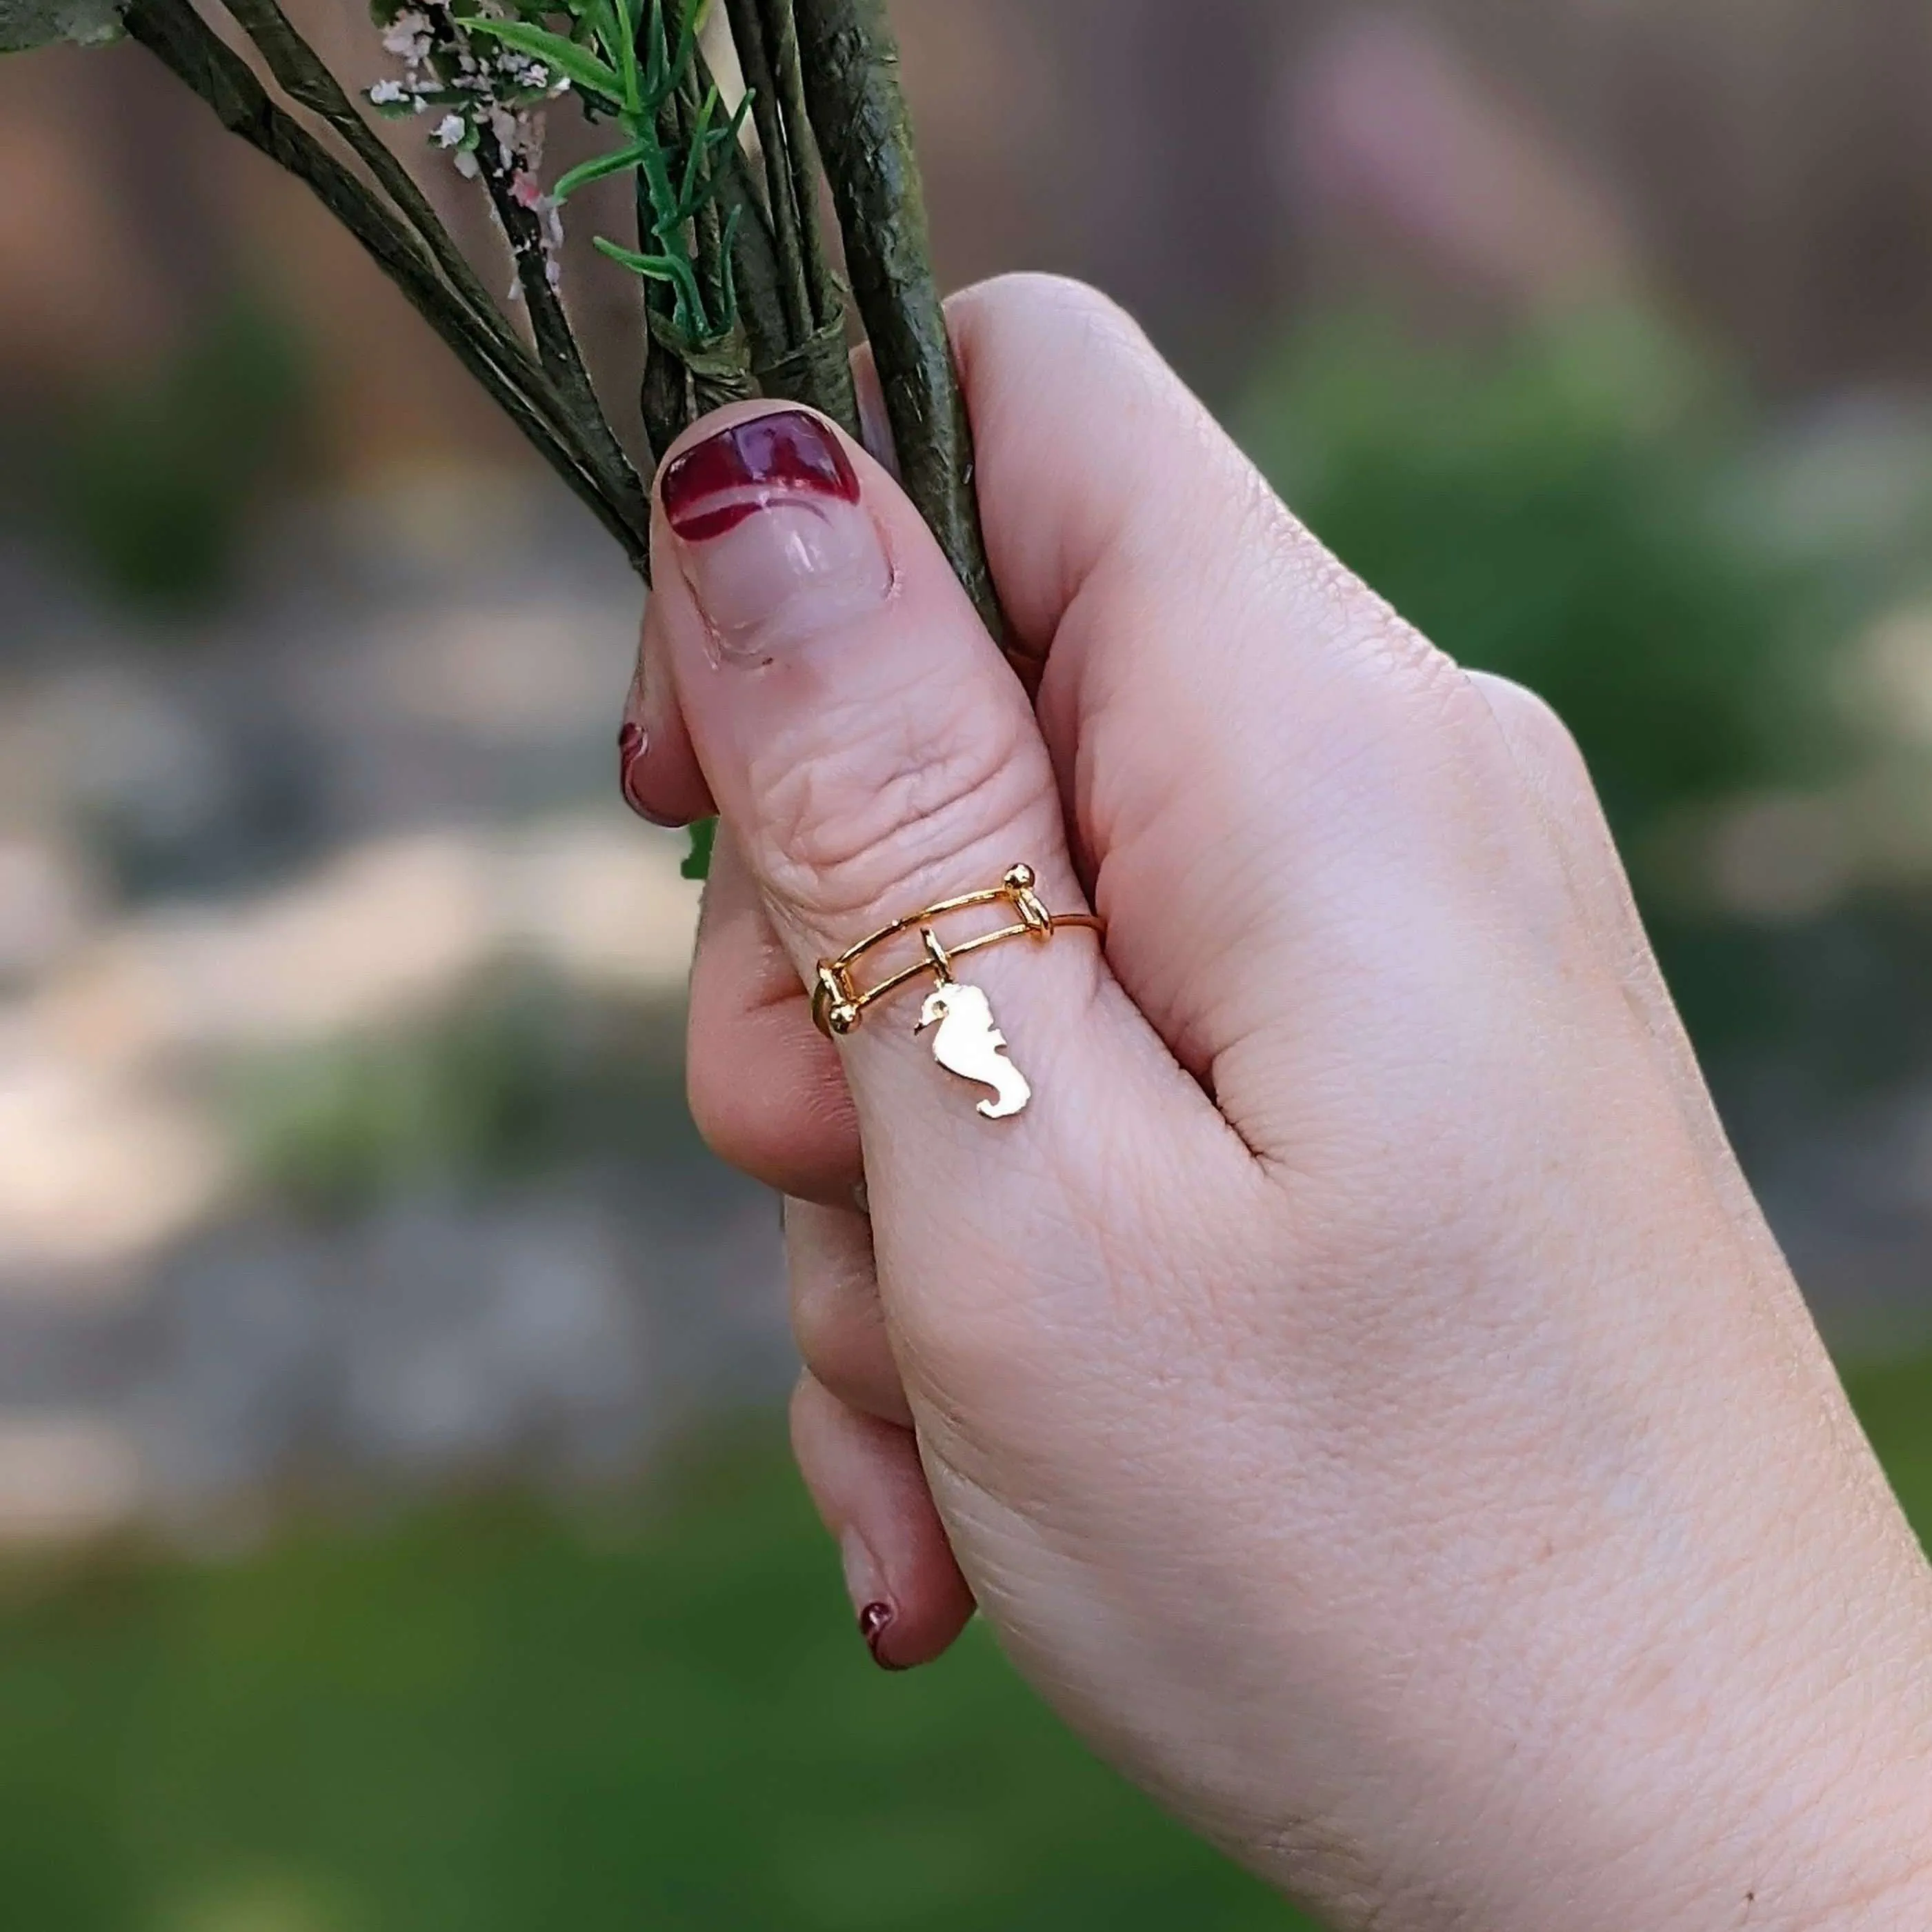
[[228, 975, 697, 1220], [0, 1353, 1924, 1931], [0, 1426, 1301, 1931]]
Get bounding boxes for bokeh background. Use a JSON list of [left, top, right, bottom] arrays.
[[4, 2, 1932, 1926]]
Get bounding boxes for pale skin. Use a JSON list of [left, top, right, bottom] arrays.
[[618, 275, 1932, 1931]]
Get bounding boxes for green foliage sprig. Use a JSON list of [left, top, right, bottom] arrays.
[[464, 1, 749, 343]]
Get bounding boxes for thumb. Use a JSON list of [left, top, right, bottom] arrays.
[[645, 403, 1237, 1412], [650, 401, 1053, 942]]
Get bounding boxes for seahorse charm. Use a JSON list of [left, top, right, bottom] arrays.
[[915, 982, 1032, 1119]]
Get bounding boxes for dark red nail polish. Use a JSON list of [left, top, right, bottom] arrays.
[[859, 1602, 909, 1672], [661, 410, 859, 544], [617, 721, 681, 828]]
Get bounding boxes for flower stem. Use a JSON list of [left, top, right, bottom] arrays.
[[217, 0, 646, 546], [408, 0, 645, 532], [637, 86, 697, 468], [121, 0, 651, 571], [790, 0, 1004, 646], [698, 63, 793, 384], [722, 0, 812, 341], [724, 0, 858, 433], [475, 115, 650, 537], [218, 0, 497, 339]]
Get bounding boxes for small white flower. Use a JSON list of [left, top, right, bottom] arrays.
[[454, 149, 481, 179], [381, 11, 430, 59], [368, 79, 408, 105], [433, 113, 466, 148]]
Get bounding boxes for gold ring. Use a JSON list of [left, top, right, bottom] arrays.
[[811, 864, 1104, 1121]]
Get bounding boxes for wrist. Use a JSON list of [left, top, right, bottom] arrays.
[[1233, 1501, 1932, 1932], [1726, 1730, 1932, 1931], [1564, 1614, 1932, 1932]]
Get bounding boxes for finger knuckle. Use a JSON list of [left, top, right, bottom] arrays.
[[1288, 589, 1475, 766], [1312, 559, 1459, 698], [686, 959, 857, 1188], [791, 1278, 879, 1399], [953, 274, 1184, 444], [790, 1264, 898, 1417], [687, 1028, 856, 1195], [1253, 507, 1466, 717], [684, 959, 779, 1174], [1473, 671, 1591, 784], [748, 695, 1044, 933], [959, 272, 1158, 372], [685, 1028, 777, 1177]]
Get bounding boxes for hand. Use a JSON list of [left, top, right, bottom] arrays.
[[618, 275, 1932, 1932]]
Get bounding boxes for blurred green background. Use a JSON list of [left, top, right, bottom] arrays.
[[1, 1360, 1927, 1932], [5, 1, 1932, 1926]]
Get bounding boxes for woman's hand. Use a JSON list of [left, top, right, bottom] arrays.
[[618, 275, 1932, 1932]]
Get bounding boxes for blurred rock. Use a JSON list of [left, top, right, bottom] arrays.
[[0, 1413, 141, 1544], [0, 1031, 231, 1290], [0, 478, 782, 1549], [132, 1173, 788, 1537], [0, 835, 96, 984]]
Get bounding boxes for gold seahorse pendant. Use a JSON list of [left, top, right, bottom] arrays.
[[914, 981, 1032, 1120]]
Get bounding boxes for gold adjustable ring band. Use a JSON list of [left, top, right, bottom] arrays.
[[810, 865, 1104, 1121], [812, 864, 1102, 1037]]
